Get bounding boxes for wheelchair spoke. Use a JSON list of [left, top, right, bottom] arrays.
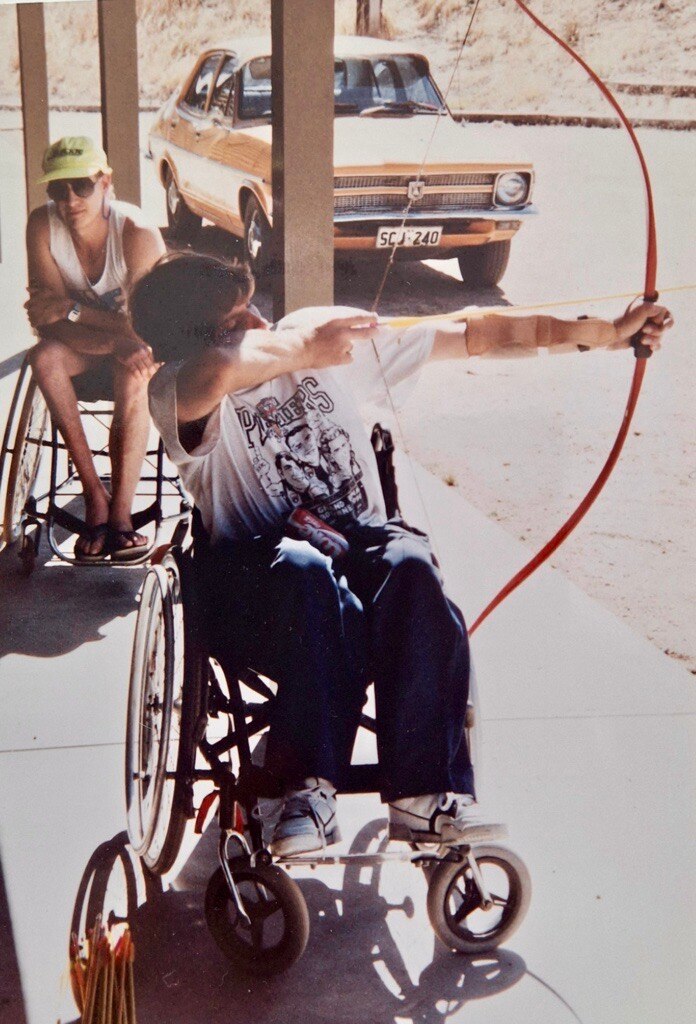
[[126, 558, 195, 873], [450, 878, 480, 924], [254, 896, 282, 921], [239, 886, 283, 950], [249, 915, 265, 949], [452, 896, 477, 924], [136, 608, 168, 825]]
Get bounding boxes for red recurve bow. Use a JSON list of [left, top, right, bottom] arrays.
[[468, 0, 659, 635]]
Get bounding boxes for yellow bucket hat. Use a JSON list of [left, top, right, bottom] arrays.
[[38, 136, 112, 184]]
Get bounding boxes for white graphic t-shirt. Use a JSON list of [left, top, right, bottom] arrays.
[[149, 306, 440, 543]]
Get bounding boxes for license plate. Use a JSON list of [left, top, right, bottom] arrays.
[[375, 226, 443, 248]]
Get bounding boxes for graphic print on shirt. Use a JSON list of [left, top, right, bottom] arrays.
[[235, 376, 368, 526]]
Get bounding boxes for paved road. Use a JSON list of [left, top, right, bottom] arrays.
[[0, 116, 694, 1024]]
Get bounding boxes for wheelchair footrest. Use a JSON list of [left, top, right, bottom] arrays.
[[388, 821, 508, 844]]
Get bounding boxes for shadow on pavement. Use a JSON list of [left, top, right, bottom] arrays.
[[70, 822, 529, 1024], [0, 540, 142, 661]]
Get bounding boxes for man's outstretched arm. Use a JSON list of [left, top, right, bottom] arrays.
[[430, 302, 673, 360]]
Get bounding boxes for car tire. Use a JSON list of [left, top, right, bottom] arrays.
[[243, 196, 273, 278], [457, 240, 511, 288], [165, 167, 202, 243]]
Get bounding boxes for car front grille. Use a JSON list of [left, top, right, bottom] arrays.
[[334, 191, 492, 213], [334, 173, 496, 189], [333, 172, 499, 215]]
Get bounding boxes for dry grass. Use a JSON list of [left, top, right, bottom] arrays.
[[0, 0, 693, 115]]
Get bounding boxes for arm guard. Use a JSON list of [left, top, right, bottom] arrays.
[[464, 312, 619, 358]]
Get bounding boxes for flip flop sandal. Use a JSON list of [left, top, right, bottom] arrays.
[[109, 529, 152, 562], [74, 523, 111, 563]]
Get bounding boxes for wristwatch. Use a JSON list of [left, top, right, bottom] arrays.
[[67, 301, 82, 323]]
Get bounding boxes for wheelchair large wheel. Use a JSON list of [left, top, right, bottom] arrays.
[[125, 552, 204, 874], [427, 844, 531, 953], [2, 375, 48, 546], [205, 862, 309, 975]]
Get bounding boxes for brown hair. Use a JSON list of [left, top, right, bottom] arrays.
[[129, 252, 254, 362]]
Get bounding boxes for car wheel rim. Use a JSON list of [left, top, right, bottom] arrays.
[[247, 213, 263, 260], [167, 178, 180, 217]]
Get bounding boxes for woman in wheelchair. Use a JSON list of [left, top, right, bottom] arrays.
[[24, 136, 165, 560], [130, 252, 672, 858]]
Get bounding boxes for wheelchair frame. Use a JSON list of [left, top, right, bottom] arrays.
[[0, 356, 189, 573], [124, 426, 531, 975]]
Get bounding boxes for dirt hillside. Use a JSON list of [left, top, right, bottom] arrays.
[[0, 0, 694, 118]]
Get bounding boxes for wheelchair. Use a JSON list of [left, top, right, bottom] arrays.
[[0, 355, 189, 573], [125, 425, 531, 975]]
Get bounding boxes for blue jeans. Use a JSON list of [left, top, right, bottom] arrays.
[[204, 520, 474, 801]]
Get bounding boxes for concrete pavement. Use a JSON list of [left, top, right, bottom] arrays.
[[0, 457, 694, 1024]]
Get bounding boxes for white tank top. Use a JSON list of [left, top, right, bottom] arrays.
[[47, 198, 148, 313]]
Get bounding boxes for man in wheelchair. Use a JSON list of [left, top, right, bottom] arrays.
[[24, 136, 165, 560], [130, 253, 672, 857]]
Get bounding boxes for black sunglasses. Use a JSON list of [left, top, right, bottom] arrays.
[[47, 174, 102, 201]]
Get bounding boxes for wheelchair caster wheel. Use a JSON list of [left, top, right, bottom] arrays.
[[205, 862, 309, 975], [426, 844, 531, 953]]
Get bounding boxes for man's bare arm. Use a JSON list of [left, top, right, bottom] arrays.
[[430, 303, 673, 360], [121, 217, 166, 288], [25, 209, 165, 363], [26, 209, 127, 341], [114, 218, 167, 377], [176, 316, 377, 423]]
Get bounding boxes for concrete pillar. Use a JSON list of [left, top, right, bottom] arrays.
[[270, 0, 335, 318], [17, 2, 50, 216], [357, 0, 382, 35], [97, 0, 140, 205]]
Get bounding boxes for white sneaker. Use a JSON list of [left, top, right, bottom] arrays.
[[270, 777, 341, 857], [388, 793, 507, 845]]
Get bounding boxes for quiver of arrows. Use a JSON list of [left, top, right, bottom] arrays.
[[69, 916, 136, 1024]]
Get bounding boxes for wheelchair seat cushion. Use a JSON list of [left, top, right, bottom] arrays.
[[73, 358, 115, 402]]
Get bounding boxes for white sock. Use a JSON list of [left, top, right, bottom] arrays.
[[290, 777, 336, 797], [390, 794, 439, 815], [390, 793, 475, 814]]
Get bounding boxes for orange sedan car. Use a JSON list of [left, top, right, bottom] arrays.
[[148, 35, 537, 287]]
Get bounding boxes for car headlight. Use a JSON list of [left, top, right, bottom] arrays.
[[495, 172, 529, 206]]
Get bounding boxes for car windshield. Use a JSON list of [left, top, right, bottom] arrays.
[[238, 54, 444, 119]]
